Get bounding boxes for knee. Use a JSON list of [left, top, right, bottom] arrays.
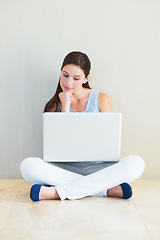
[[122, 155, 145, 179], [131, 155, 145, 176], [136, 155, 145, 169], [20, 157, 35, 174], [20, 157, 43, 180]]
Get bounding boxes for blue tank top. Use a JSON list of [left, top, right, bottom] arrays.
[[58, 89, 100, 112]]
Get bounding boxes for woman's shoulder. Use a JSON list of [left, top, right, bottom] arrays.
[[98, 91, 110, 99], [98, 92, 112, 112]]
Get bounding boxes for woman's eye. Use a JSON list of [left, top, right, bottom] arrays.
[[63, 74, 68, 78], [63, 74, 79, 80]]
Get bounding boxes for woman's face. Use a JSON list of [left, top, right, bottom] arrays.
[[60, 64, 89, 93]]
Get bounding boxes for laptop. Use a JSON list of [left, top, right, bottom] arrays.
[[43, 112, 122, 162]]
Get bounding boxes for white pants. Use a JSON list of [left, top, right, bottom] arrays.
[[20, 155, 145, 200]]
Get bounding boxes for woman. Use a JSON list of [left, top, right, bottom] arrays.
[[20, 51, 145, 201]]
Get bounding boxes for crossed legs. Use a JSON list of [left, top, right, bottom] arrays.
[[20, 155, 145, 200]]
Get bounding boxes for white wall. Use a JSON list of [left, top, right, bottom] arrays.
[[0, 0, 160, 179]]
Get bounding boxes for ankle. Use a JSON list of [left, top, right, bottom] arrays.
[[39, 186, 60, 200], [107, 185, 123, 198]]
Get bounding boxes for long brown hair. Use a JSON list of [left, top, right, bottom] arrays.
[[43, 51, 92, 112]]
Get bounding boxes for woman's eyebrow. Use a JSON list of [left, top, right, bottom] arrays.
[[63, 70, 81, 76]]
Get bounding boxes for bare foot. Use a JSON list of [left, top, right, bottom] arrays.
[[39, 186, 60, 200], [107, 185, 123, 198]]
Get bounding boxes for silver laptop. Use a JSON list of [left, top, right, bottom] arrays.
[[43, 112, 122, 162]]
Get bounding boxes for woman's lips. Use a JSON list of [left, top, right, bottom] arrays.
[[64, 86, 72, 91]]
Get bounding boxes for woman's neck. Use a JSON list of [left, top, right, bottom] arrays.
[[71, 88, 91, 102]]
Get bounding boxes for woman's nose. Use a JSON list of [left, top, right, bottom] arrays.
[[66, 77, 73, 85]]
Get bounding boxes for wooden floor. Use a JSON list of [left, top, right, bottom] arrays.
[[0, 180, 160, 240]]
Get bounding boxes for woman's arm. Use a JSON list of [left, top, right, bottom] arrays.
[[59, 92, 71, 112], [99, 92, 112, 113]]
